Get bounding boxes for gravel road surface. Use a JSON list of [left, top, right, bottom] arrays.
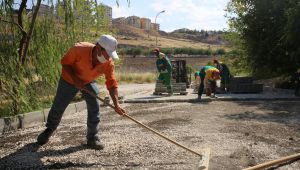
[[1, 100, 300, 170]]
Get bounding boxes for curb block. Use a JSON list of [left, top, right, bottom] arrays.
[[0, 118, 4, 135], [43, 108, 51, 122], [22, 111, 44, 128], [64, 103, 77, 115], [3, 116, 20, 133], [0, 100, 88, 135]]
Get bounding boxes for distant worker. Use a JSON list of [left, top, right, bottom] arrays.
[[153, 48, 173, 96], [197, 66, 221, 99], [194, 70, 201, 79], [213, 59, 232, 92]]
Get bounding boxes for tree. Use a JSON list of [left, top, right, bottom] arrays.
[[284, 0, 300, 67], [226, 0, 300, 77]]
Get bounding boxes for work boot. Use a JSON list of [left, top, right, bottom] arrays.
[[37, 128, 54, 145], [197, 95, 201, 100], [87, 137, 104, 150]]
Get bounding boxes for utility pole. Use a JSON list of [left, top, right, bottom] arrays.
[[155, 10, 165, 47]]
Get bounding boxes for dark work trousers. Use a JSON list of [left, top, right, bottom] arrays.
[[197, 76, 205, 97], [210, 81, 216, 94], [197, 78, 217, 97], [46, 77, 100, 140]]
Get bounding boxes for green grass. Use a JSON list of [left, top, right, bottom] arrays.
[[116, 72, 157, 84]]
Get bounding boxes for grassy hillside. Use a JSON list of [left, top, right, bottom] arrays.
[[113, 24, 229, 50]]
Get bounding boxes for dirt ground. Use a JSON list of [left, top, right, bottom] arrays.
[[0, 101, 300, 170]]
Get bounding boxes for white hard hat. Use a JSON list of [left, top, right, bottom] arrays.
[[97, 35, 119, 60]]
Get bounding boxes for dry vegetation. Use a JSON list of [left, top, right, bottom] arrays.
[[113, 24, 229, 50]]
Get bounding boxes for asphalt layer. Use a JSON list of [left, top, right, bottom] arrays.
[[0, 84, 300, 170]]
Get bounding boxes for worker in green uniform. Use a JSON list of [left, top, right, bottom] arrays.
[[153, 48, 173, 96], [213, 59, 232, 92]]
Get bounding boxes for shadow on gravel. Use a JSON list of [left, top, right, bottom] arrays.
[[0, 142, 96, 169], [222, 101, 300, 127]]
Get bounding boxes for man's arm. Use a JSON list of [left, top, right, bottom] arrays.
[[109, 87, 125, 115]]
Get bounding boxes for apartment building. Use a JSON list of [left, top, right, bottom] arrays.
[[125, 16, 141, 29], [112, 17, 126, 25], [32, 4, 52, 16], [140, 18, 151, 30], [151, 23, 160, 31], [115, 16, 160, 31], [100, 4, 112, 26]]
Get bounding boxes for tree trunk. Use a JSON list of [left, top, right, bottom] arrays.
[[94, 0, 99, 35], [17, 0, 27, 63], [21, 0, 42, 65]]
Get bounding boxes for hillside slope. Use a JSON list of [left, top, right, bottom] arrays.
[[113, 24, 229, 50]]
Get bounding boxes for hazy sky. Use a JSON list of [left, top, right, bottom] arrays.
[[101, 0, 230, 32]]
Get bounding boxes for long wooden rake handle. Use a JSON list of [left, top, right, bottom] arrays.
[[243, 153, 300, 170], [81, 88, 203, 157]]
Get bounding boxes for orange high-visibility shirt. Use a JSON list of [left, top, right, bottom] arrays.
[[61, 42, 118, 90]]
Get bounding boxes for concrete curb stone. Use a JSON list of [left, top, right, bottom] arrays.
[[64, 103, 77, 115], [0, 118, 4, 135], [43, 102, 85, 121], [43, 108, 51, 122], [22, 111, 44, 128], [2, 116, 20, 133], [0, 101, 88, 135]]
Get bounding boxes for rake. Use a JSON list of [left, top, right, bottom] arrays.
[[81, 87, 210, 170]]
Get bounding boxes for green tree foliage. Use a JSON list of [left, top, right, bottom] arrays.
[[226, 0, 300, 78], [284, 0, 300, 66]]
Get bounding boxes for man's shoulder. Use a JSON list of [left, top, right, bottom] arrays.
[[68, 42, 94, 54], [74, 42, 95, 47]]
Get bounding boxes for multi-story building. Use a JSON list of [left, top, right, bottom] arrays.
[[125, 16, 141, 29], [100, 4, 112, 26], [140, 18, 151, 30], [112, 17, 126, 25], [151, 23, 160, 31], [32, 4, 52, 16]]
